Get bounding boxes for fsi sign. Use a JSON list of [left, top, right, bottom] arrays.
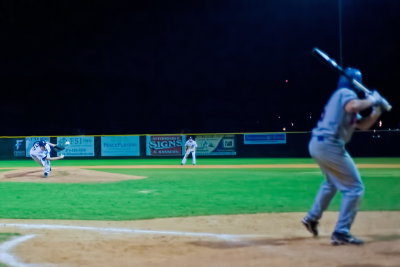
[[57, 136, 94, 157]]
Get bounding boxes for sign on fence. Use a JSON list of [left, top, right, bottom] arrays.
[[244, 133, 286, 144], [146, 135, 184, 156], [101, 136, 140, 156], [195, 135, 236, 156], [56, 136, 95, 157]]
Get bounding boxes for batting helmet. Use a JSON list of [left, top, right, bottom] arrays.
[[337, 67, 362, 90]]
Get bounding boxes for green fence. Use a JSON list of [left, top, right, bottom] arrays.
[[1, 130, 399, 160]]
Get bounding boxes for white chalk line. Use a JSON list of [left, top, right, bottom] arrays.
[[1, 223, 264, 241], [0, 234, 37, 267], [0, 223, 268, 266]]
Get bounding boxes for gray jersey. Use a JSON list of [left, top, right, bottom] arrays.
[[312, 88, 359, 144]]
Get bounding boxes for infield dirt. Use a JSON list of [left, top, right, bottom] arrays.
[[1, 212, 399, 267]]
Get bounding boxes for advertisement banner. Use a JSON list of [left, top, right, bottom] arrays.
[[244, 133, 286, 144], [56, 136, 95, 157], [146, 135, 184, 156], [13, 139, 26, 157], [25, 137, 51, 157], [195, 135, 236, 156], [101, 136, 140, 156]]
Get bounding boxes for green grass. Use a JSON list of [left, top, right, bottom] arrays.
[[0, 158, 316, 167], [0, 157, 398, 168], [0, 158, 399, 220], [0, 233, 19, 242]]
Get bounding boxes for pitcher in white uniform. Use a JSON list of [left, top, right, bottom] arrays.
[[181, 137, 198, 165], [30, 140, 65, 178]]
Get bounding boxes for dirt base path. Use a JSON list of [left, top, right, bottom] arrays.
[[1, 212, 400, 267]]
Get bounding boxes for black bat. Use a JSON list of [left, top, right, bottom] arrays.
[[312, 47, 392, 111]]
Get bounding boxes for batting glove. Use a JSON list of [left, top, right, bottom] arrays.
[[379, 96, 392, 112], [367, 90, 383, 106]]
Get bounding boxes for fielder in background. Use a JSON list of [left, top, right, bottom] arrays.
[[30, 140, 65, 178], [302, 67, 388, 245], [181, 137, 198, 165]]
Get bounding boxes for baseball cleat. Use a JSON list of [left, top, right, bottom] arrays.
[[331, 232, 364, 246], [43, 172, 49, 178], [301, 217, 319, 237]]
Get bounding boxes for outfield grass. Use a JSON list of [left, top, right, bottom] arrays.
[[0, 157, 399, 168], [0, 233, 19, 242], [0, 158, 399, 220]]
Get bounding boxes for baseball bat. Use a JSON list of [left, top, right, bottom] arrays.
[[312, 47, 392, 111]]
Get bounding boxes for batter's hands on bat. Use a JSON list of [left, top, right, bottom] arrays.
[[367, 90, 383, 106], [368, 90, 391, 111], [379, 96, 392, 112]]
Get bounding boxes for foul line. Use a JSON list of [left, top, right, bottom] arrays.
[[0, 234, 36, 267], [0, 223, 267, 266], [1, 223, 262, 241]]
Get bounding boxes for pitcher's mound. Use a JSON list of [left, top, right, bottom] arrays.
[[0, 167, 146, 183]]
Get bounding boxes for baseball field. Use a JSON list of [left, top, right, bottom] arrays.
[[0, 157, 399, 266]]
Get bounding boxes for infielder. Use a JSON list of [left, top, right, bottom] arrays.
[[181, 137, 198, 165], [302, 67, 386, 245], [30, 140, 65, 178]]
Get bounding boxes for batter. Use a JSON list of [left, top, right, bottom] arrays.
[[302, 67, 387, 245]]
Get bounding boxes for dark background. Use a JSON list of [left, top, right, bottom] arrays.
[[1, 0, 399, 136]]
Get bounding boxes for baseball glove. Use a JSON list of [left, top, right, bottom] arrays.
[[53, 140, 70, 152], [53, 145, 65, 152]]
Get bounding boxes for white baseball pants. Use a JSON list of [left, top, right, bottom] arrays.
[[182, 150, 196, 165]]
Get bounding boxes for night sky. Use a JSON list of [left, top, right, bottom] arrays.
[[1, 0, 399, 136]]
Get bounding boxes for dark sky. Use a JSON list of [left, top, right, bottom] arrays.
[[1, 0, 399, 135]]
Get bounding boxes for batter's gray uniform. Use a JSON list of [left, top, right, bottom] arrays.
[[181, 138, 198, 165], [305, 87, 364, 235]]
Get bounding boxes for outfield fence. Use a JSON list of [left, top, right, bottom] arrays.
[[0, 130, 399, 159]]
